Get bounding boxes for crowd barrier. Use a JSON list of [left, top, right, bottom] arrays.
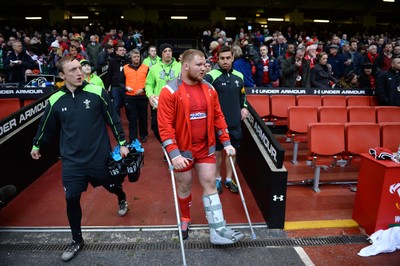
[[0, 92, 60, 195], [237, 103, 287, 229]]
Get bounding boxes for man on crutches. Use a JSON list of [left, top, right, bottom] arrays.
[[158, 49, 244, 244]]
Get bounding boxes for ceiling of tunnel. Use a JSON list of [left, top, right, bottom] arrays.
[[1, 1, 399, 26]]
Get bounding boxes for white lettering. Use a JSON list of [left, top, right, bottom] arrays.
[[0, 118, 17, 137], [0, 90, 14, 94], [320, 90, 341, 94], [15, 89, 44, 94], [254, 122, 278, 163], [280, 89, 306, 94], [19, 101, 47, 123], [258, 89, 279, 94], [389, 183, 400, 197], [341, 90, 366, 95]]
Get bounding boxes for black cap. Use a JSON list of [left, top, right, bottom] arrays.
[[159, 43, 173, 53], [362, 62, 374, 69]]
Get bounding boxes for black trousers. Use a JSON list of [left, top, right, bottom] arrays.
[[125, 95, 148, 142], [63, 167, 126, 243], [151, 108, 161, 143]]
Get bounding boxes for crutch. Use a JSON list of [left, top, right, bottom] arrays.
[[162, 147, 187, 266], [228, 151, 257, 239]]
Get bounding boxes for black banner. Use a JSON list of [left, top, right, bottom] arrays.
[[246, 103, 285, 169], [0, 96, 49, 143], [0, 86, 53, 99], [246, 87, 374, 96], [238, 104, 288, 229]]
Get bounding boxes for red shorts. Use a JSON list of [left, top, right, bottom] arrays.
[[174, 141, 216, 173]]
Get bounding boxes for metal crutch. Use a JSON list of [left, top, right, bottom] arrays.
[[162, 147, 187, 266], [228, 151, 257, 239]]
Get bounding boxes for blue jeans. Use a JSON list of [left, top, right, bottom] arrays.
[[111, 86, 126, 117]]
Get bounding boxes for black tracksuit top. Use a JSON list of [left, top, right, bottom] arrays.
[[33, 82, 126, 168]]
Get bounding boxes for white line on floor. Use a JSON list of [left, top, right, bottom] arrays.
[[294, 246, 315, 266]]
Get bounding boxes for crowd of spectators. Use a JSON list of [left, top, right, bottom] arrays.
[[201, 26, 400, 92], [1, 22, 400, 93], [0, 25, 145, 83]]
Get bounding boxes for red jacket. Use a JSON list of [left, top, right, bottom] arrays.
[[158, 78, 231, 160]]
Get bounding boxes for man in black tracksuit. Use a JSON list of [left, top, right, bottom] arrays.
[[31, 57, 130, 262], [204, 45, 249, 194], [105, 44, 130, 117]]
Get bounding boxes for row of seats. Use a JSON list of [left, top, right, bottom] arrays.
[[0, 98, 37, 120], [247, 95, 380, 126], [307, 122, 400, 192], [287, 105, 400, 163]]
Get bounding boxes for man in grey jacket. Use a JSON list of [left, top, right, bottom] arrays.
[[281, 47, 311, 88]]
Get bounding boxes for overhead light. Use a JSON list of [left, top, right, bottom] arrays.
[[225, 17, 236, 21], [268, 18, 284, 21], [256, 14, 261, 17], [383, 0, 395, 2], [171, 16, 187, 20], [25, 17, 42, 20], [121, 16, 124, 19], [72, 16, 89, 19], [314, 19, 330, 23]]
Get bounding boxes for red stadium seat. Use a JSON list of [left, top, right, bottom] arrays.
[[375, 106, 400, 123], [321, 95, 346, 106], [307, 122, 345, 192], [346, 96, 371, 106], [345, 122, 380, 165], [380, 122, 400, 152], [287, 106, 318, 164], [269, 95, 296, 126], [318, 106, 347, 123], [22, 99, 37, 106], [369, 96, 379, 107], [296, 95, 322, 107], [246, 95, 270, 121], [0, 98, 21, 120], [347, 106, 376, 123]]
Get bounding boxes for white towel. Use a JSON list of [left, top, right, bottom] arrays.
[[358, 227, 400, 257]]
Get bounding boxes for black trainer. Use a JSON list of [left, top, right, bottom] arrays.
[[225, 180, 239, 193], [61, 240, 84, 262], [181, 219, 191, 240], [118, 200, 128, 216]]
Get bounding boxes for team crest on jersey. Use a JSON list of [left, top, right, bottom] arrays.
[[235, 80, 239, 87], [83, 99, 91, 109]]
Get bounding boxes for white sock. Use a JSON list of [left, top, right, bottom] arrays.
[[226, 177, 232, 182], [216, 176, 222, 181]]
